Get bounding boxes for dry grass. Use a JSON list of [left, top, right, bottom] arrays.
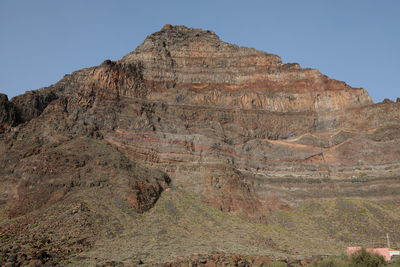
[[61, 187, 400, 266]]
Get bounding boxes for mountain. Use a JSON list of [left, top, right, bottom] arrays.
[[1, 25, 400, 266]]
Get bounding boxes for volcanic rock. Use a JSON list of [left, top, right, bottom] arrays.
[[122, 25, 371, 112], [0, 94, 19, 132], [1, 25, 400, 265]]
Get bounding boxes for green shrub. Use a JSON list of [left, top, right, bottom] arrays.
[[308, 249, 388, 267], [349, 248, 385, 267]]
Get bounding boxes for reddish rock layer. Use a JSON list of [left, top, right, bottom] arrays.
[[121, 25, 372, 112], [0, 25, 399, 228]]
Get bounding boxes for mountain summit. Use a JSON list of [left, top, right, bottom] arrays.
[[1, 25, 400, 266], [121, 24, 372, 112]]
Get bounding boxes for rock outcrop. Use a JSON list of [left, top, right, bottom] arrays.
[[0, 94, 19, 132], [1, 25, 400, 265], [122, 25, 372, 113]]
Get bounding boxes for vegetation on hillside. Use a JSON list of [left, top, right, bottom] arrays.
[[307, 248, 399, 267]]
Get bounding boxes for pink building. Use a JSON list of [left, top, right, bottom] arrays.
[[347, 247, 400, 262]]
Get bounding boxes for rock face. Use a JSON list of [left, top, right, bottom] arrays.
[[122, 25, 372, 112], [1, 25, 400, 264], [0, 94, 19, 132]]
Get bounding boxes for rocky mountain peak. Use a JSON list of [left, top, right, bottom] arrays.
[[122, 25, 222, 58], [119, 25, 372, 113], [154, 24, 220, 44], [1, 25, 400, 266]]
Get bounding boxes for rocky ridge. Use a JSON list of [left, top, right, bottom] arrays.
[[1, 25, 400, 266]]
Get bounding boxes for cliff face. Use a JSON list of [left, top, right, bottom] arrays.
[[1, 25, 400, 265], [0, 94, 20, 132], [122, 25, 372, 112]]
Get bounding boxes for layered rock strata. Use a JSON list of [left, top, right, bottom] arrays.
[[0, 25, 400, 264], [1, 25, 398, 218]]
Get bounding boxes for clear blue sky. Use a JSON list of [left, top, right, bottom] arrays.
[[1, 1, 399, 102]]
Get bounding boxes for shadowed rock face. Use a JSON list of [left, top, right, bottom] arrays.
[[0, 94, 20, 132], [0, 25, 400, 264]]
